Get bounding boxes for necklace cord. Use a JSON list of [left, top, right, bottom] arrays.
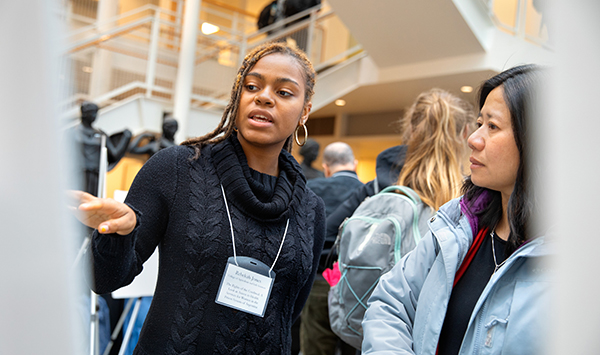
[[220, 184, 289, 274], [269, 219, 289, 274], [221, 184, 238, 266], [491, 230, 508, 276]]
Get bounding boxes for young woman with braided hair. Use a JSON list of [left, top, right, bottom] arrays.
[[71, 42, 326, 354]]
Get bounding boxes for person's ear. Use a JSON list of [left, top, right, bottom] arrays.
[[300, 101, 312, 126]]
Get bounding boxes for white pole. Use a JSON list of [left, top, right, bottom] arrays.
[[89, 0, 119, 99], [146, 9, 162, 98], [547, 1, 600, 354], [173, 0, 202, 143], [305, 9, 317, 60], [0, 1, 76, 355]]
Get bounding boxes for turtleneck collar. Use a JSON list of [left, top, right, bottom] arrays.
[[210, 134, 307, 222]]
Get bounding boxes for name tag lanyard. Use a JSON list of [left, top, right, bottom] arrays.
[[215, 184, 290, 317]]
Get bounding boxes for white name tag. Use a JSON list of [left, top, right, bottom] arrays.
[[215, 257, 275, 317]]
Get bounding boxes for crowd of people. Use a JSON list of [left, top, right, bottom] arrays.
[[69, 38, 550, 355]]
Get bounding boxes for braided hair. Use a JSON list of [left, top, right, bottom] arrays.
[[182, 42, 316, 158]]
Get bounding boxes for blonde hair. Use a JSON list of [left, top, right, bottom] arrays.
[[397, 88, 475, 210], [182, 42, 316, 156]]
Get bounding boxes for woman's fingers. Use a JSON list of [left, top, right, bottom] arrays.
[[66, 190, 136, 234], [97, 209, 136, 235]]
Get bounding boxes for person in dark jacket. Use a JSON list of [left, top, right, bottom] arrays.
[[300, 138, 325, 180], [71, 42, 326, 355], [324, 144, 407, 242], [301, 141, 364, 355]]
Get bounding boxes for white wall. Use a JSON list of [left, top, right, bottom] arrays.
[[547, 0, 600, 353], [0, 2, 78, 354]]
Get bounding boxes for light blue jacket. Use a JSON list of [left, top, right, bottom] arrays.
[[362, 197, 553, 355]]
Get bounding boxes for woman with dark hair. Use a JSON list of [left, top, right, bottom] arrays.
[[70, 42, 325, 355], [362, 65, 551, 355]]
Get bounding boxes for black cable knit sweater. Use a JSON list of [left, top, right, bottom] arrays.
[[90, 134, 326, 354]]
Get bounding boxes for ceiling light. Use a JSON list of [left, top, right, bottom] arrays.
[[201, 22, 219, 35], [82, 66, 93, 73], [461, 86, 473, 93], [335, 99, 346, 107]]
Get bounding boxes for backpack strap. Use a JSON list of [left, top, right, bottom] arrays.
[[379, 186, 421, 203]]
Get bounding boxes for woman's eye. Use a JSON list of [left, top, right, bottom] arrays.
[[278, 90, 292, 97], [488, 123, 498, 130], [246, 84, 258, 91], [476, 122, 483, 128]]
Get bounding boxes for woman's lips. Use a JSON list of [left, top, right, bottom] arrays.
[[470, 157, 484, 168], [251, 114, 272, 123], [247, 109, 274, 127]]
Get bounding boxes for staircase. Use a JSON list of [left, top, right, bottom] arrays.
[[60, 0, 368, 139]]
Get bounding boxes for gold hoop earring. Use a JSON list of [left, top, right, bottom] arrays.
[[233, 126, 238, 132], [295, 124, 308, 146]]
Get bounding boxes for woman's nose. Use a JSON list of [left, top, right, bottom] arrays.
[[254, 90, 274, 106], [467, 129, 483, 151]]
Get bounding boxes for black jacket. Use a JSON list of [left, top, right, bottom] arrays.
[[307, 170, 364, 272], [324, 145, 408, 243]]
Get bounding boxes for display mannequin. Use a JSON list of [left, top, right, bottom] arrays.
[[128, 116, 178, 157], [72, 101, 132, 195]]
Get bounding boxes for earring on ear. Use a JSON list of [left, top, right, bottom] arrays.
[[233, 126, 238, 132], [295, 123, 308, 146]]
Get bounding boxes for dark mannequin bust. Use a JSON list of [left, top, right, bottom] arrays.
[[128, 116, 179, 157], [73, 101, 132, 195]]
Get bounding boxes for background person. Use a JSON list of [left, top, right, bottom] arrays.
[[325, 88, 475, 257], [71, 42, 326, 355], [299, 137, 325, 180], [362, 65, 551, 355], [328, 88, 475, 353], [301, 141, 364, 355]]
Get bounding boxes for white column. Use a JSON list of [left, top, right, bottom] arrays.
[[146, 9, 162, 98], [89, 0, 119, 99], [174, 0, 202, 143], [547, 1, 600, 354], [0, 1, 76, 355]]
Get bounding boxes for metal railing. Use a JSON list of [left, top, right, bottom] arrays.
[[60, 2, 361, 116]]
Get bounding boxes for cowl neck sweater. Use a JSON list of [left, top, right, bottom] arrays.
[[211, 134, 307, 222]]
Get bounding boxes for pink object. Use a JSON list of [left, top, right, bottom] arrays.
[[322, 262, 341, 287]]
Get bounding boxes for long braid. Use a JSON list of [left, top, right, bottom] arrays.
[[182, 42, 316, 159]]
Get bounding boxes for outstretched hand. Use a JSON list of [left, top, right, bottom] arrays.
[[68, 190, 137, 235]]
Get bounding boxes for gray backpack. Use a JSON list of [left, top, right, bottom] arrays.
[[328, 185, 433, 349]]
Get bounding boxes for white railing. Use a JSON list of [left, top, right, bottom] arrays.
[[60, 2, 361, 117], [482, 0, 550, 48]]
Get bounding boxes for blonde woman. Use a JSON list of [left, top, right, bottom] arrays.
[[325, 88, 475, 243], [396, 88, 475, 211]]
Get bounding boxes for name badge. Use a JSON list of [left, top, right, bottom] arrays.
[[215, 256, 276, 317]]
